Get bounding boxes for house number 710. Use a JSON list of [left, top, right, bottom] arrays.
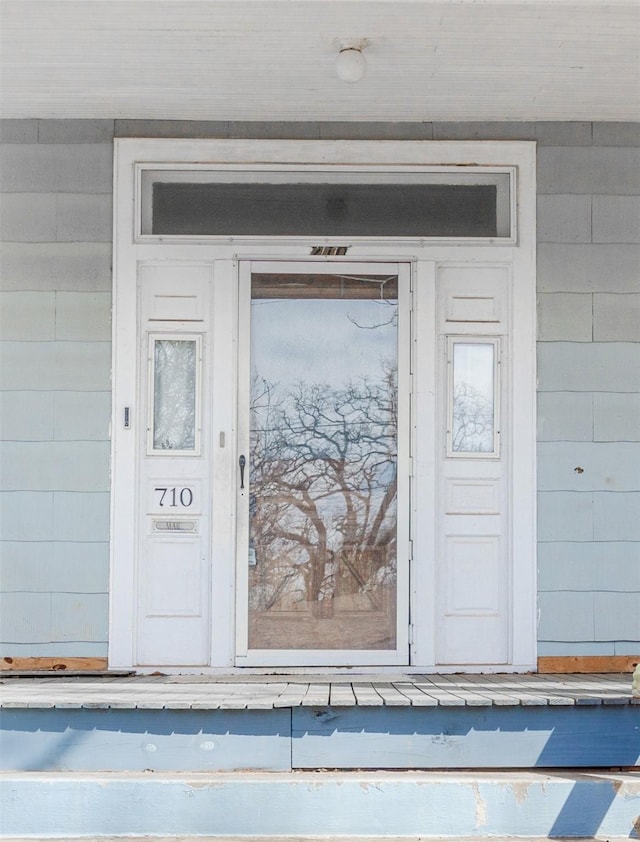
[[155, 487, 194, 508]]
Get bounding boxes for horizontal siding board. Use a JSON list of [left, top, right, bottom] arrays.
[[537, 592, 595, 642], [537, 244, 640, 293], [536, 196, 591, 244], [537, 542, 640, 592], [0, 541, 110, 592], [537, 492, 593, 542], [0, 144, 112, 193], [614, 641, 640, 655], [537, 442, 640, 492], [52, 492, 110, 542], [537, 147, 640, 194], [593, 393, 640, 441], [592, 196, 640, 244], [593, 293, 640, 342], [0, 342, 111, 390], [537, 392, 593, 442], [594, 592, 640, 640], [0, 592, 52, 643], [0, 120, 38, 143], [53, 391, 111, 441], [0, 392, 110, 442], [49, 593, 108, 642], [0, 194, 57, 241], [0, 392, 55, 440], [537, 343, 640, 392], [0, 243, 112, 291], [0, 641, 108, 657], [533, 122, 593, 147], [536, 642, 615, 656], [593, 492, 640, 541], [0, 492, 53, 541], [592, 122, 640, 147], [55, 292, 111, 341], [37, 120, 115, 144], [0, 441, 110, 491], [0, 291, 55, 340], [55, 194, 112, 242], [537, 293, 592, 341]]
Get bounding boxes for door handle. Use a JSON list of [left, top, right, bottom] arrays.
[[239, 454, 246, 490]]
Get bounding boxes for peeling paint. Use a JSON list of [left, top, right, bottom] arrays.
[[511, 780, 534, 804], [472, 781, 488, 828]]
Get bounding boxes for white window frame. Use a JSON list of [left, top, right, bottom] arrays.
[[110, 139, 537, 674]]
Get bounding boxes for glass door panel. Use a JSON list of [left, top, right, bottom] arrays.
[[245, 267, 402, 655]]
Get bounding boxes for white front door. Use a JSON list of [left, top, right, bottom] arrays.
[[235, 261, 410, 666]]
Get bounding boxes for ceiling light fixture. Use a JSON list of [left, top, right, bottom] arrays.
[[335, 39, 369, 83]]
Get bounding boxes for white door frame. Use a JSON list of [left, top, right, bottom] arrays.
[[110, 139, 537, 673]]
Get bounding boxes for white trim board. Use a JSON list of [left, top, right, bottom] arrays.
[[110, 139, 537, 673]]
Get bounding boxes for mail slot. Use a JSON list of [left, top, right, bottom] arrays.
[[152, 519, 198, 533]]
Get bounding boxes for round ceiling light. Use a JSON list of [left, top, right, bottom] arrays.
[[335, 45, 367, 83]]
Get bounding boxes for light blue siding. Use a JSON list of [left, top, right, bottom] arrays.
[[0, 391, 55, 440], [0, 491, 54, 542], [593, 492, 640, 541], [592, 196, 640, 243], [537, 392, 593, 441], [537, 442, 640, 491], [593, 292, 640, 341], [537, 592, 595, 642], [0, 127, 113, 656], [1, 341, 111, 390], [538, 542, 640, 591], [52, 492, 110, 542], [53, 391, 111, 440], [0, 442, 110, 491], [594, 393, 640, 441], [55, 292, 111, 341], [538, 343, 640, 392], [0, 291, 55, 340], [0, 242, 112, 291], [537, 146, 640, 194], [536, 196, 591, 243], [537, 492, 593, 542], [0, 541, 109, 592], [0, 143, 112, 193], [537, 243, 640, 293], [537, 293, 592, 341], [1, 118, 638, 661]]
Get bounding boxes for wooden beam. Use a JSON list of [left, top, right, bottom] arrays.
[[538, 655, 639, 674], [1, 657, 108, 673]]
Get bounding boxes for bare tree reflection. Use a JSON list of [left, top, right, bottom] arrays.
[[452, 381, 494, 452], [249, 365, 397, 628]]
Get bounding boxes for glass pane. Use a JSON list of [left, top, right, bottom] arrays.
[[152, 339, 197, 451], [248, 273, 398, 650], [142, 170, 512, 237], [451, 343, 495, 453]]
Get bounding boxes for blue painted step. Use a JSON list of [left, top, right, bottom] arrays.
[[1, 771, 639, 838], [1, 705, 638, 771]]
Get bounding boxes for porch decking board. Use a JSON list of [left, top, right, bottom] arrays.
[[1, 673, 637, 709]]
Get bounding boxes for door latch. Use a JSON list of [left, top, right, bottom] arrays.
[[239, 454, 246, 489]]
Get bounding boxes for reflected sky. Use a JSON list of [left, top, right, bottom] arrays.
[[251, 298, 397, 388]]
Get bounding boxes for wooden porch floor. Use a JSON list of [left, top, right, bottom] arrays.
[[1, 671, 637, 709]]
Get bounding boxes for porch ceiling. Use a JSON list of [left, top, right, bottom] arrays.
[[1, 0, 638, 122]]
